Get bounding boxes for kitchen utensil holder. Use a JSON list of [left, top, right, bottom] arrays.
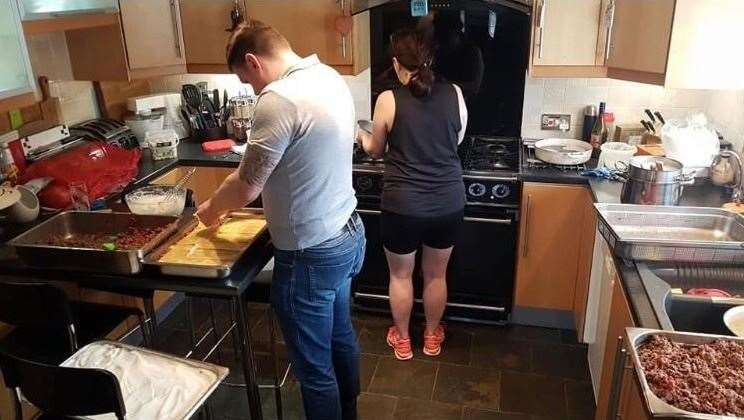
[[193, 126, 228, 143]]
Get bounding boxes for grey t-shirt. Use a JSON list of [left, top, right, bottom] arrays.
[[238, 55, 357, 250]]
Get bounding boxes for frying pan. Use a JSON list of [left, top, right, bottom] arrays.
[[534, 138, 592, 165]]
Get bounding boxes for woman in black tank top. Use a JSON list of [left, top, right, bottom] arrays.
[[358, 28, 468, 361]]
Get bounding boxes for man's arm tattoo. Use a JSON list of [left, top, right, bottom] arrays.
[[239, 147, 281, 189]]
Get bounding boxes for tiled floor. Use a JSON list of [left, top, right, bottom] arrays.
[[156, 298, 595, 420]]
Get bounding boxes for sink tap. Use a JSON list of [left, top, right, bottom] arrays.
[[713, 150, 744, 204]]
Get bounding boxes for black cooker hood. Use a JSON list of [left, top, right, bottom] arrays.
[[351, 0, 531, 15]]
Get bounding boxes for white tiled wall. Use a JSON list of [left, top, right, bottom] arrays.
[[24, 31, 100, 125], [521, 74, 744, 151], [147, 68, 372, 120]]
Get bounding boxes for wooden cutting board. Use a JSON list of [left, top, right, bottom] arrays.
[[94, 80, 151, 120]]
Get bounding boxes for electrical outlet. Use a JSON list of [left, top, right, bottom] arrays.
[[541, 114, 571, 131]]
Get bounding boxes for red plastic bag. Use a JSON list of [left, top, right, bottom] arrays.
[[20, 142, 141, 209]]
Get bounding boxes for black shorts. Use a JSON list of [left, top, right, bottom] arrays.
[[381, 209, 464, 255]]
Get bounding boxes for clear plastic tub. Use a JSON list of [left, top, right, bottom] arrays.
[[125, 185, 186, 216], [145, 129, 179, 161]]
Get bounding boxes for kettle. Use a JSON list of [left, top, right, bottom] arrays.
[[711, 150, 741, 187]]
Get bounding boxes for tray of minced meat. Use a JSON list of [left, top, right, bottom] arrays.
[[143, 209, 268, 278], [9, 211, 179, 274], [626, 327, 744, 419]]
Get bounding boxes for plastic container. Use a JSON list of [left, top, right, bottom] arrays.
[[146, 129, 179, 161], [125, 185, 186, 216], [125, 113, 164, 148], [598, 142, 637, 170]]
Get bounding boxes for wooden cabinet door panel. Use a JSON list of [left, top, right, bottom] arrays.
[[245, 0, 351, 66], [514, 183, 586, 311], [533, 0, 603, 66], [606, 0, 674, 75], [595, 267, 635, 420], [120, 0, 186, 69], [180, 0, 237, 65]]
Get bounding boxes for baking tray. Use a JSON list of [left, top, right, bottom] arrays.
[[9, 211, 179, 274], [595, 204, 744, 264], [626, 327, 744, 419], [143, 209, 267, 278], [62, 340, 228, 420]]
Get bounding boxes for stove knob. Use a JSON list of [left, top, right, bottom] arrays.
[[356, 176, 374, 192], [492, 184, 510, 199], [468, 182, 486, 197]]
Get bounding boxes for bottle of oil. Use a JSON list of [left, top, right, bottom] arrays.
[[590, 102, 606, 157]]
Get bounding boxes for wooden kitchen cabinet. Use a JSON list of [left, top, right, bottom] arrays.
[[180, 0, 369, 75], [593, 258, 651, 420], [514, 183, 593, 313], [62, 1, 187, 80], [529, 0, 607, 78], [606, 0, 744, 88], [152, 166, 234, 205]]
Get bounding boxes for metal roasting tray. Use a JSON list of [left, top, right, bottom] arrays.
[[9, 211, 179, 274], [625, 327, 744, 420], [62, 340, 228, 420], [143, 209, 267, 278], [595, 204, 744, 264]]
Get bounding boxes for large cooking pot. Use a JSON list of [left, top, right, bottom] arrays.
[[534, 138, 592, 166], [620, 156, 695, 205]]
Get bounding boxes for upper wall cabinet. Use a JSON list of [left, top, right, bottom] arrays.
[[180, 0, 370, 76], [19, 0, 118, 19], [0, 0, 35, 110], [529, 0, 606, 78], [607, 0, 744, 89], [63, 0, 187, 80]]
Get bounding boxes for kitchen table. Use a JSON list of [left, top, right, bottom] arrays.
[[0, 229, 274, 420]]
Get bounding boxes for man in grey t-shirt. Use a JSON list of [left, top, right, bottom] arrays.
[[197, 21, 365, 420]]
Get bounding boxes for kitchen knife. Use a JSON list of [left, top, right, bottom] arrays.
[[654, 111, 666, 125], [640, 120, 654, 133], [644, 109, 656, 123]]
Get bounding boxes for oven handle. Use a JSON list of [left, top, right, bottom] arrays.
[[463, 217, 513, 225], [357, 209, 514, 226], [356, 209, 381, 215], [354, 292, 506, 312]]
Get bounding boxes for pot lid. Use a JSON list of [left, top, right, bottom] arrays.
[[630, 156, 683, 172], [0, 186, 21, 211]]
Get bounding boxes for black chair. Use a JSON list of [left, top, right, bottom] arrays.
[[0, 349, 126, 420], [0, 280, 150, 365]]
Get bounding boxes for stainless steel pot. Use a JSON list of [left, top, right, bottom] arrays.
[[620, 156, 695, 205]]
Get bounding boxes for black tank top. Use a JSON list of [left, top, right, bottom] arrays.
[[381, 82, 465, 217]]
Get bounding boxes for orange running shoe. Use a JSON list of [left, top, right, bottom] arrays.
[[386, 326, 413, 361], [423, 324, 446, 356]]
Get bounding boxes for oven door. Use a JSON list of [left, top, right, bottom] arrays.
[[353, 206, 518, 323], [445, 206, 518, 322]]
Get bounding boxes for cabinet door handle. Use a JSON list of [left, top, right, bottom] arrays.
[[608, 336, 628, 420], [604, 0, 616, 62], [338, 0, 348, 59], [536, 0, 547, 59], [522, 194, 532, 258], [170, 0, 182, 58]]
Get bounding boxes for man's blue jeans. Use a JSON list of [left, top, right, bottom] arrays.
[[271, 213, 366, 420]]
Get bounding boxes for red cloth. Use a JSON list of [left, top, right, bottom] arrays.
[[20, 142, 141, 209]]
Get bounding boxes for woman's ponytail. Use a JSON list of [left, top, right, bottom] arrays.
[[391, 28, 434, 97]]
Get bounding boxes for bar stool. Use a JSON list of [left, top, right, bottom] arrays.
[[0, 341, 226, 420], [0, 280, 151, 365]]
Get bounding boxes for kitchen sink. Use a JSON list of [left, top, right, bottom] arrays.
[[637, 263, 744, 335]]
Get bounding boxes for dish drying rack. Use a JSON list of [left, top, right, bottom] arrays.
[[523, 143, 588, 172]]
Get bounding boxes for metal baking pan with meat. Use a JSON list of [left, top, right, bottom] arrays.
[[625, 327, 744, 420], [143, 209, 267, 279], [9, 211, 179, 274], [595, 204, 744, 264]]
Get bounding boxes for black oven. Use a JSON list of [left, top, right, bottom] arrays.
[[353, 169, 521, 323]]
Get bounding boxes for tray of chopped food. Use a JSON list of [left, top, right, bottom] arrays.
[[9, 211, 179, 274], [626, 327, 744, 419], [143, 209, 268, 278]]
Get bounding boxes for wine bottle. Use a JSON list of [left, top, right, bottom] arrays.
[[590, 102, 606, 154]]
